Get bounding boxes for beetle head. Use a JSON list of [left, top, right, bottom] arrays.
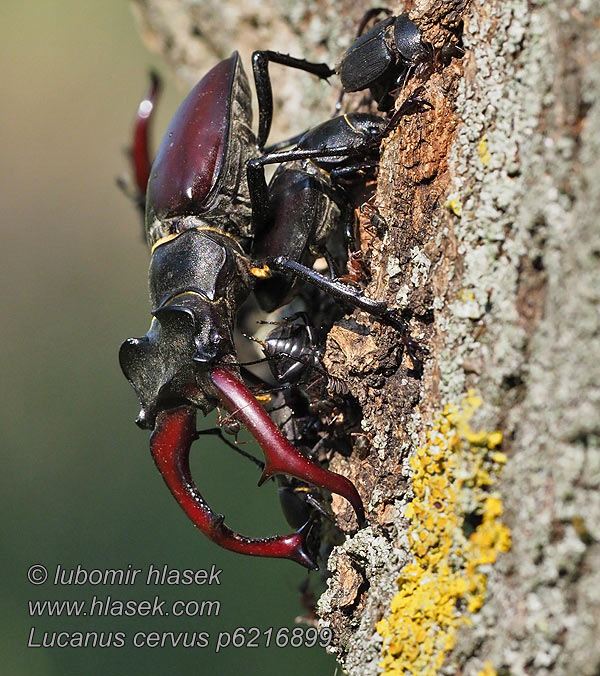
[[119, 296, 235, 428], [119, 228, 252, 428]]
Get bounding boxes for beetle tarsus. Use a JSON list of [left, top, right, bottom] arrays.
[[265, 256, 425, 372]]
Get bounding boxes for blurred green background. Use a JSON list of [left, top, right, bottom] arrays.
[[0, 2, 334, 674]]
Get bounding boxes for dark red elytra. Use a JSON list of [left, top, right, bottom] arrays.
[[145, 53, 239, 224]]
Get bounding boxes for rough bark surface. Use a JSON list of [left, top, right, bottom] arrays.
[[131, 1, 600, 674]]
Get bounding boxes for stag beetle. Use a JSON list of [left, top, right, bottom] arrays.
[[119, 51, 423, 569], [337, 10, 427, 111]]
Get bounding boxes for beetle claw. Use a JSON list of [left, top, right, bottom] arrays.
[[150, 405, 318, 569], [210, 367, 365, 526]]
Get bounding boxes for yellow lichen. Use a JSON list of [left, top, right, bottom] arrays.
[[445, 198, 463, 217], [377, 392, 511, 675], [477, 137, 492, 166], [458, 289, 475, 303], [477, 662, 497, 676]]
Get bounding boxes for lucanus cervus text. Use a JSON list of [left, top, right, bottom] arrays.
[[119, 50, 423, 569]]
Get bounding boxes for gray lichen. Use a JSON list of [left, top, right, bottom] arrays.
[[443, 2, 600, 673], [322, 0, 600, 674], [130, 1, 600, 673]]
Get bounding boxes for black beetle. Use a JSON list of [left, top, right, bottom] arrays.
[[263, 314, 364, 568], [119, 51, 423, 568], [246, 111, 427, 370], [248, 112, 386, 309], [338, 11, 428, 110], [243, 312, 361, 567], [246, 312, 348, 395]]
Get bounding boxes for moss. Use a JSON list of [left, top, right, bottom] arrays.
[[376, 392, 511, 675]]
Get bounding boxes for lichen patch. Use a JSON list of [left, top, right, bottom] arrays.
[[376, 392, 511, 675]]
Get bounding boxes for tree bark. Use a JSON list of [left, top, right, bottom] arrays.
[[131, 1, 600, 674]]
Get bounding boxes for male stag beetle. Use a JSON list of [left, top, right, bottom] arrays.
[[119, 50, 423, 569]]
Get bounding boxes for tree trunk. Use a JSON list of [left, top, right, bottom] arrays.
[[131, 1, 600, 674]]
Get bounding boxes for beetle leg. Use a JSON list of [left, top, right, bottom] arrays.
[[209, 367, 365, 526], [383, 85, 433, 132], [150, 405, 317, 569], [252, 51, 335, 149], [265, 256, 427, 373], [247, 144, 377, 236], [263, 130, 308, 154], [195, 427, 265, 471], [329, 162, 378, 181], [356, 7, 392, 37], [118, 71, 162, 219]]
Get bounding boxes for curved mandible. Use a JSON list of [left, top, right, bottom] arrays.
[[132, 70, 162, 197], [150, 405, 317, 569], [210, 367, 365, 525]]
